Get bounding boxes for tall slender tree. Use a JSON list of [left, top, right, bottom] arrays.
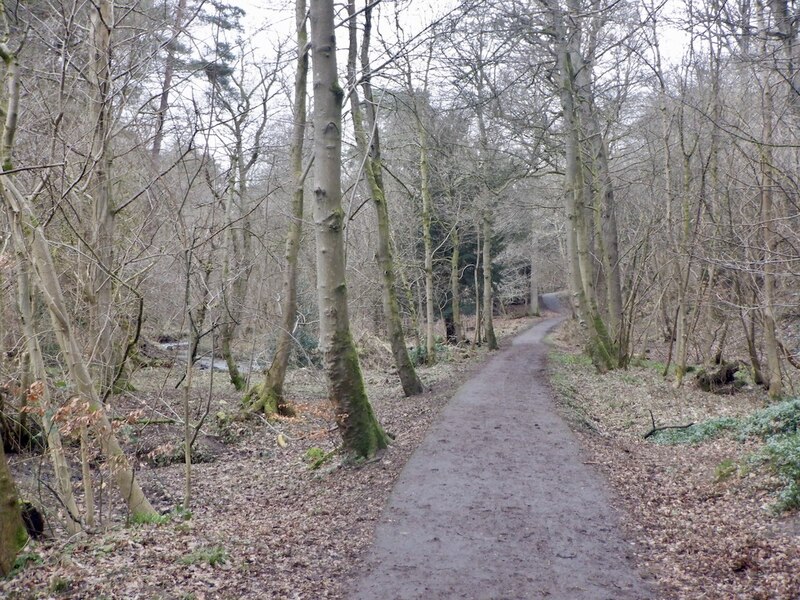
[[309, 0, 388, 459], [245, 0, 309, 416], [346, 0, 423, 395]]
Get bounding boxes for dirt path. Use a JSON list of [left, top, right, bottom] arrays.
[[349, 306, 656, 599]]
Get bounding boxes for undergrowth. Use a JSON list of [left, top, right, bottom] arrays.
[[650, 399, 800, 445], [650, 398, 800, 512]]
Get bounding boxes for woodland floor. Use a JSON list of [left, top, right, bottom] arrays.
[[548, 321, 800, 599], [2, 315, 535, 600], [4, 306, 800, 599]]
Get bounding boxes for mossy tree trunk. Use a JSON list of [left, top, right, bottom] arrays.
[[418, 115, 436, 364], [346, 0, 422, 396], [0, 441, 26, 576], [482, 210, 498, 350], [449, 227, 464, 342], [552, 4, 617, 371], [245, 0, 308, 417], [309, 0, 388, 459]]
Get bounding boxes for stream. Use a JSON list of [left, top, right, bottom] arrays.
[[156, 340, 266, 374]]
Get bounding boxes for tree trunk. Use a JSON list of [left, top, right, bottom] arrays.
[[152, 0, 188, 160], [246, 0, 308, 416], [309, 0, 388, 459], [482, 211, 498, 350], [0, 441, 26, 576], [450, 227, 464, 342], [760, 75, 782, 399], [418, 112, 436, 364], [88, 0, 118, 395], [14, 258, 81, 532], [529, 239, 540, 316], [553, 17, 616, 370], [219, 165, 248, 391], [346, 0, 422, 395], [473, 225, 482, 346]]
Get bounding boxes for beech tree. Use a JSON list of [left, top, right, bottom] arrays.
[[309, 0, 388, 458]]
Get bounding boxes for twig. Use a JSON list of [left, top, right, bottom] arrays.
[[643, 409, 694, 439]]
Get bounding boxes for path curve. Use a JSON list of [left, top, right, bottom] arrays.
[[349, 304, 654, 599]]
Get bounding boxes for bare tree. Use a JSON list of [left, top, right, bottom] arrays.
[[309, 0, 388, 458]]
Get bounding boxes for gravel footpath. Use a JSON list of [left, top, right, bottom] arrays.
[[349, 312, 657, 599]]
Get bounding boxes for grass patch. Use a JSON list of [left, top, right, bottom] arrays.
[[180, 545, 228, 567], [129, 512, 170, 527], [714, 458, 739, 482], [10, 551, 43, 577], [630, 356, 668, 372], [303, 446, 325, 464], [549, 351, 593, 368]]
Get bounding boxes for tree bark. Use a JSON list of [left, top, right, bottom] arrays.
[[0, 441, 26, 576], [529, 236, 540, 316], [88, 0, 118, 395], [760, 71, 782, 399], [219, 161, 249, 391], [549, 0, 617, 370], [309, 0, 388, 459], [418, 111, 436, 364]]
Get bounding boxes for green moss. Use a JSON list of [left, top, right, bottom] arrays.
[[714, 458, 738, 482], [10, 551, 42, 577], [13, 520, 28, 551], [331, 81, 344, 104], [304, 447, 325, 463], [242, 382, 295, 418], [328, 330, 389, 460]]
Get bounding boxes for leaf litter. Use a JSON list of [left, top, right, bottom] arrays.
[[548, 320, 800, 600], [2, 317, 533, 599]]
